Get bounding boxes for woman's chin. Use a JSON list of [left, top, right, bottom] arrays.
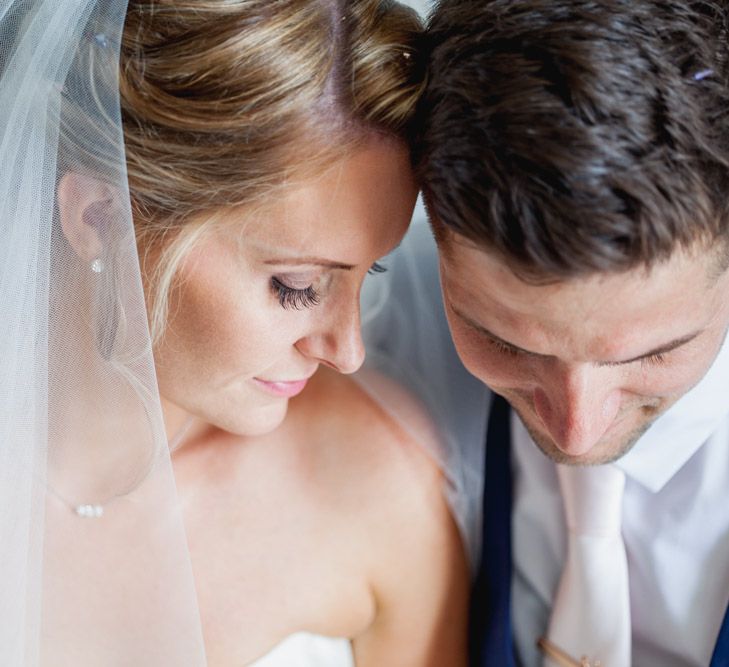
[[215, 399, 290, 438]]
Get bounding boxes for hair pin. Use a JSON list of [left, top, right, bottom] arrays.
[[692, 68, 714, 81]]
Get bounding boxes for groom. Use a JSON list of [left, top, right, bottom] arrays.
[[367, 1, 729, 665]]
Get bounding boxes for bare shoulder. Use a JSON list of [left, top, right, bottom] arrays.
[[289, 365, 467, 590], [289, 368, 469, 665], [288, 366, 447, 512]]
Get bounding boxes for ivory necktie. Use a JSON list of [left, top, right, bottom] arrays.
[[543, 464, 631, 667]]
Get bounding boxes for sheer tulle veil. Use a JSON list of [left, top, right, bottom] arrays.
[[360, 214, 490, 572], [0, 0, 205, 662]]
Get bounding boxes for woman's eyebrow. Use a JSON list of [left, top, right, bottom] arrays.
[[263, 257, 354, 270]]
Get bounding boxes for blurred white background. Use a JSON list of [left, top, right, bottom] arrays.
[[402, 0, 433, 18]]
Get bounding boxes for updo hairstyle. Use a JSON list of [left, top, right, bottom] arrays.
[[119, 0, 424, 339]]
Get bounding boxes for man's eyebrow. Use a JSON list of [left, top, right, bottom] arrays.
[[451, 305, 702, 364], [263, 256, 354, 271]]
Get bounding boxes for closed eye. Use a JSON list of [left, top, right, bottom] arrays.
[[599, 351, 671, 368], [487, 336, 522, 357], [641, 352, 668, 366], [270, 277, 321, 310]]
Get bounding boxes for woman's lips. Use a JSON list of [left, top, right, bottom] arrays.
[[252, 377, 310, 398]]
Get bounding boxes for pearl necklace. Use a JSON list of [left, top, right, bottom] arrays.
[[46, 416, 194, 519]]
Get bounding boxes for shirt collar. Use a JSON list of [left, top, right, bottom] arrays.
[[616, 330, 729, 493]]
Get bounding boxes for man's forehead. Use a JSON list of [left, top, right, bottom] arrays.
[[440, 228, 721, 288], [439, 231, 724, 356]]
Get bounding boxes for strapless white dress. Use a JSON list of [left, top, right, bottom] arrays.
[[249, 632, 354, 667]]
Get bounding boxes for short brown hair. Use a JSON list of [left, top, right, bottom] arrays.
[[416, 0, 729, 279]]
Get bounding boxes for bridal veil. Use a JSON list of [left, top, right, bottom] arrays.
[[0, 0, 206, 662]]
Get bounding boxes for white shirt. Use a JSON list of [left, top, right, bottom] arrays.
[[512, 333, 729, 665], [362, 216, 729, 666]]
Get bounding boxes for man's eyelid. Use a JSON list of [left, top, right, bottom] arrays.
[[488, 333, 542, 358], [451, 302, 539, 357], [597, 357, 644, 368], [491, 336, 528, 356], [596, 331, 701, 366], [597, 350, 672, 368]]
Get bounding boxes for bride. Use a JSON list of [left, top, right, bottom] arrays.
[[0, 0, 468, 665]]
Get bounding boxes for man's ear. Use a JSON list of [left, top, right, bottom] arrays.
[[57, 172, 116, 262]]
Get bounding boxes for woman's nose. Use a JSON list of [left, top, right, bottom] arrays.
[[295, 301, 365, 374], [533, 363, 621, 456]]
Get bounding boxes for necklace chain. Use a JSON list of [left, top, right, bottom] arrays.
[[46, 416, 194, 518]]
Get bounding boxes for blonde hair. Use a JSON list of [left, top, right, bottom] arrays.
[[118, 0, 424, 341]]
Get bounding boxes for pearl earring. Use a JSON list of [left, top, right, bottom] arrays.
[[90, 258, 105, 273]]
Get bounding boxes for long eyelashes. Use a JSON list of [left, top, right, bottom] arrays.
[[272, 262, 387, 310], [271, 277, 320, 310]]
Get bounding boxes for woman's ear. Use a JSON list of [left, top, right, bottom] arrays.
[[57, 172, 116, 263]]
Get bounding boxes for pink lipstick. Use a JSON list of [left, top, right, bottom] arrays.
[[252, 377, 310, 398]]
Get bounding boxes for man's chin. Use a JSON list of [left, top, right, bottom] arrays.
[[510, 404, 655, 466]]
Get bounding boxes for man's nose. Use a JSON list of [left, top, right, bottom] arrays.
[[532, 363, 621, 456], [295, 301, 365, 375]]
